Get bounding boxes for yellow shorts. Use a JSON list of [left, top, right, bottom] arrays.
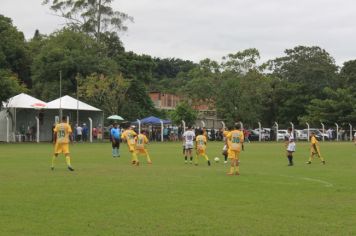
[[136, 148, 148, 154], [54, 143, 70, 154], [196, 149, 206, 155], [128, 145, 136, 152], [228, 149, 240, 160]]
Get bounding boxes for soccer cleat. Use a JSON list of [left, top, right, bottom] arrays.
[[68, 166, 74, 171], [226, 172, 234, 176], [322, 161, 326, 165], [51, 167, 54, 171], [306, 161, 311, 164], [235, 172, 240, 176], [288, 163, 293, 166], [207, 161, 211, 166], [132, 160, 136, 165], [135, 161, 140, 166], [147, 161, 152, 164], [184, 161, 188, 164]]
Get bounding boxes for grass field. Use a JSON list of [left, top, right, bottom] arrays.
[[0, 141, 356, 236]]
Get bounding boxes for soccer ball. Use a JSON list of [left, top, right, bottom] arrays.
[[214, 157, 220, 163]]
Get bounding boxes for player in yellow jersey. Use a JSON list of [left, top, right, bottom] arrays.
[[226, 123, 244, 175], [135, 131, 152, 164], [121, 125, 138, 165], [306, 132, 325, 164], [52, 116, 74, 171], [222, 127, 231, 164], [194, 129, 211, 166]]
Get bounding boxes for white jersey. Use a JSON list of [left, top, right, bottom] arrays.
[[286, 132, 296, 152], [183, 130, 195, 149]]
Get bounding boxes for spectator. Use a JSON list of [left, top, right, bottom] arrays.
[[82, 123, 88, 142], [76, 124, 83, 142]]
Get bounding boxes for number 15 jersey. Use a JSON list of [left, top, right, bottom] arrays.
[[54, 123, 72, 144]]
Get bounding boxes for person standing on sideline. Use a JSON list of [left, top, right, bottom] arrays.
[[354, 131, 356, 145], [51, 116, 74, 171], [285, 127, 296, 166], [76, 124, 83, 142], [110, 123, 121, 158], [121, 125, 138, 165], [82, 123, 88, 142], [306, 132, 325, 164], [195, 129, 211, 166], [226, 123, 244, 175], [135, 131, 152, 164], [182, 125, 196, 164]]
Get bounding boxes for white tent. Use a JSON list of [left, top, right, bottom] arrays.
[[0, 94, 103, 142], [0, 93, 47, 142], [46, 96, 103, 142], [46, 95, 101, 111], [2, 93, 47, 109]]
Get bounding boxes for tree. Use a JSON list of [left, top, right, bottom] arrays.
[[31, 29, 118, 101], [170, 102, 197, 126], [119, 79, 158, 121], [300, 87, 356, 126], [42, 0, 133, 42], [0, 70, 27, 108], [216, 70, 270, 126], [0, 14, 31, 87], [221, 48, 261, 74], [78, 73, 129, 116], [265, 46, 338, 124]]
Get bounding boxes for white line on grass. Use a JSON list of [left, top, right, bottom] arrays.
[[279, 175, 334, 188]]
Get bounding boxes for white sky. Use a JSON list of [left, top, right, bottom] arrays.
[[2, 0, 356, 65]]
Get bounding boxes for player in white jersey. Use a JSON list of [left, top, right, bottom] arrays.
[[182, 125, 196, 164], [285, 127, 296, 166]]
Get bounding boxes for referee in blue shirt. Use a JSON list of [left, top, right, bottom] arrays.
[[110, 123, 121, 157]]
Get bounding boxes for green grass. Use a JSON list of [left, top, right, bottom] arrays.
[[1, 141, 356, 235]]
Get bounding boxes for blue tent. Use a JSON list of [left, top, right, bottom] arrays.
[[138, 116, 171, 125]]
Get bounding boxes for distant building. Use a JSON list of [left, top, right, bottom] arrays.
[[149, 92, 181, 110], [149, 92, 223, 129]]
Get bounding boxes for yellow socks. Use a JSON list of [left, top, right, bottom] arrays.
[[65, 156, 72, 167]]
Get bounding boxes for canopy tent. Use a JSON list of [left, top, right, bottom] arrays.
[[133, 116, 171, 142], [46, 95, 101, 111], [2, 93, 47, 109], [45, 96, 103, 142], [0, 93, 47, 142], [0, 94, 103, 142], [139, 116, 171, 125]]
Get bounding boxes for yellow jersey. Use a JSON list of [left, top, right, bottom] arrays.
[[121, 129, 137, 146], [226, 130, 244, 151], [196, 135, 207, 151], [54, 123, 72, 144], [135, 134, 148, 150]]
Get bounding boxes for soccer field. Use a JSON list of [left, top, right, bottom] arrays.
[[0, 141, 355, 235]]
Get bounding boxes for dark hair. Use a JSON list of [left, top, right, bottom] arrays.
[[288, 127, 292, 132], [62, 116, 66, 121], [234, 123, 241, 130]]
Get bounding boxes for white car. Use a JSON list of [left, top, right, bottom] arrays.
[[277, 129, 288, 141]]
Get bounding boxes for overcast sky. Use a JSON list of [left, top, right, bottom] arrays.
[[2, 0, 356, 65]]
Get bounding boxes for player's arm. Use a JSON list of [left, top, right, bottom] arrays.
[[53, 131, 57, 144]]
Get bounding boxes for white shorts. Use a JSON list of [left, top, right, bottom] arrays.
[[287, 143, 296, 152], [185, 143, 194, 150]]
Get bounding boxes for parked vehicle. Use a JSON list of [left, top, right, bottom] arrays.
[[303, 128, 328, 141], [277, 129, 288, 141], [295, 129, 308, 141]]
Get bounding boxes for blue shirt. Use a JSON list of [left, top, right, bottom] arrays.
[[111, 128, 121, 140]]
